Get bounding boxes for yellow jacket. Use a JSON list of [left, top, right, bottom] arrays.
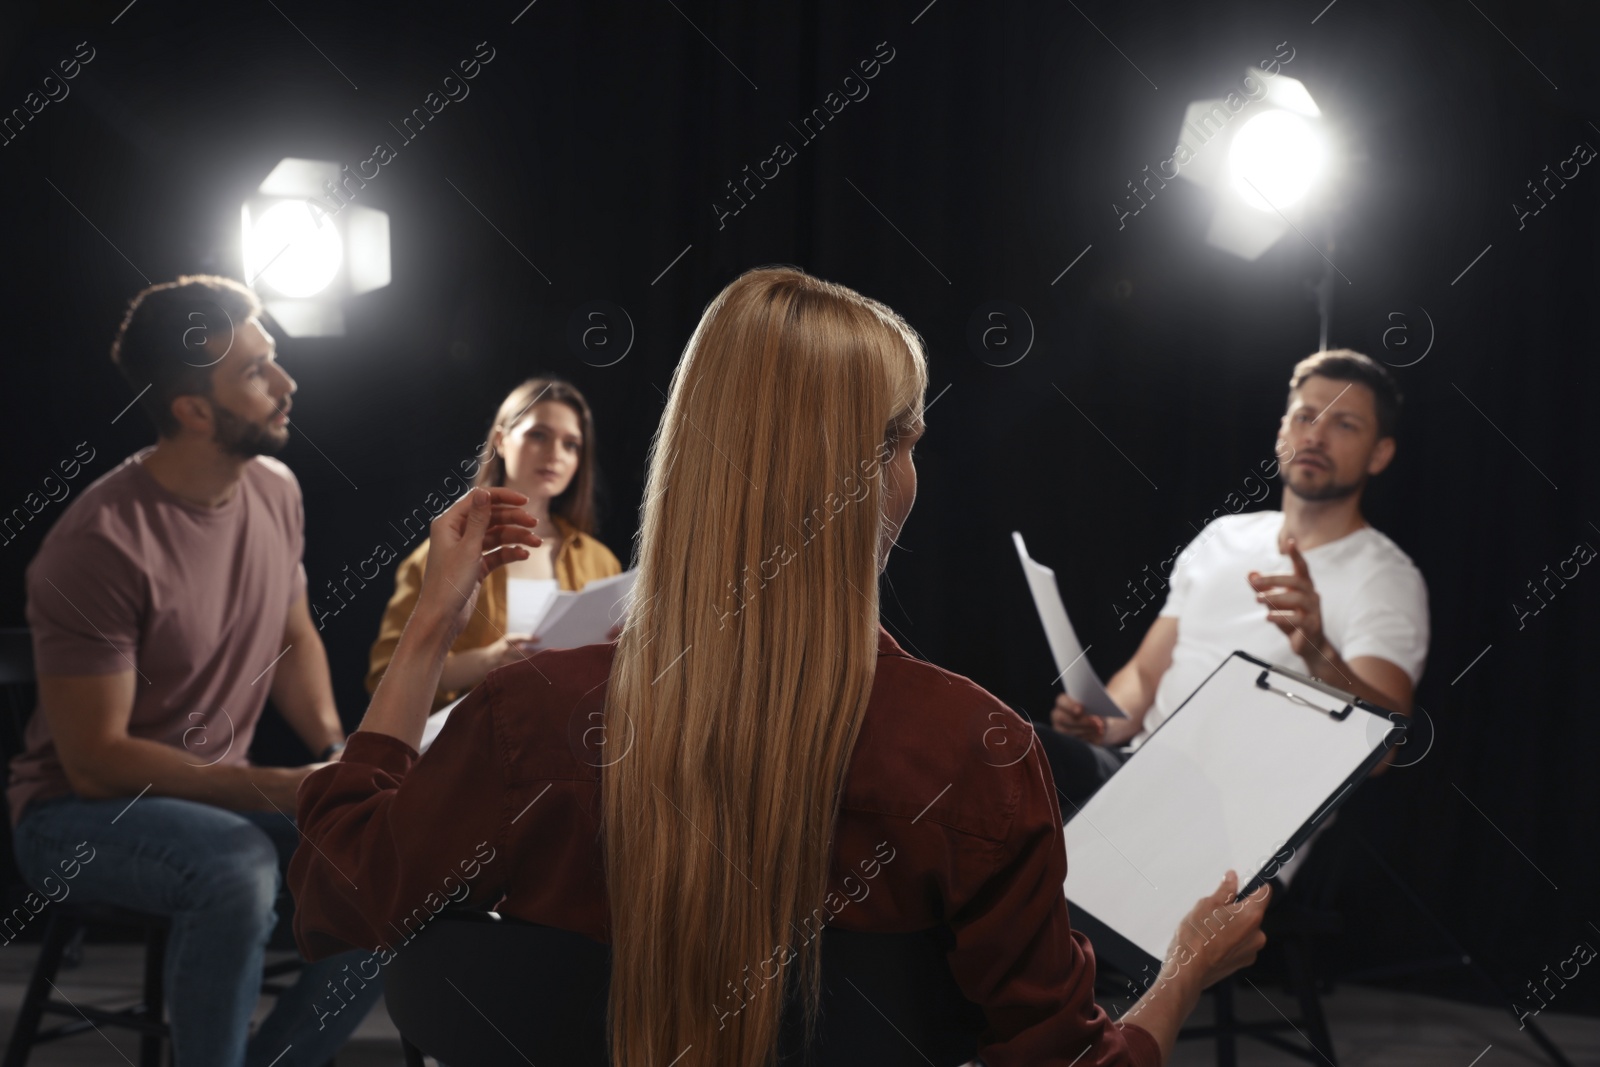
[[365, 514, 624, 710]]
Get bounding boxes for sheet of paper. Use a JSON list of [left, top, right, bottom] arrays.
[[419, 694, 465, 754], [532, 569, 637, 650], [506, 577, 560, 636], [418, 572, 639, 755], [1012, 531, 1126, 719]]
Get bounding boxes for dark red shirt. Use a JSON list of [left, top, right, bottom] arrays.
[[289, 626, 1160, 1067]]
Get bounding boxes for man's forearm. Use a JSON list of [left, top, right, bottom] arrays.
[[1303, 645, 1411, 777], [1103, 663, 1157, 744], [1302, 644, 1406, 713], [71, 736, 301, 811], [268, 635, 344, 755]]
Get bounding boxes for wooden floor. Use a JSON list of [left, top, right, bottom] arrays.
[[0, 943, 1594, 1065]]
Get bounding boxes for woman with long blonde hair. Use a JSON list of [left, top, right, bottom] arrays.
[[288, 267, 1269, 1066]]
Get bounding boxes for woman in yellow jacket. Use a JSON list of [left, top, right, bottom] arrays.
[[366, 377, 623, 711]]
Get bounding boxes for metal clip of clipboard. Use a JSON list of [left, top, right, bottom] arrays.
[[1254, 670, 1354, 721]]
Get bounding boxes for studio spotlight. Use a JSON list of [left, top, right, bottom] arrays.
[[1229, 109, 1323, 211], [247, 200, 344, 298], [241, 158, 390, 337], [1174, 71, 1329, 260]]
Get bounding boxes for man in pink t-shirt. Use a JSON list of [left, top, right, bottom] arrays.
[[9, 275, 379, 1067]]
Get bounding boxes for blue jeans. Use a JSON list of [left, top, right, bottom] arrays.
[[12, 792, 385, 1067]]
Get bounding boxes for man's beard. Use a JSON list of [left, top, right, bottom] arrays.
[[1283, 463, 1364, 502], [213, 403, 287, 459]]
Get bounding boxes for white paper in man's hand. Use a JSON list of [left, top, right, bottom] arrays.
[[1012, 531, 1126, 719]]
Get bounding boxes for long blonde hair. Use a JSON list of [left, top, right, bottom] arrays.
[[601, 267, 927, 1066]]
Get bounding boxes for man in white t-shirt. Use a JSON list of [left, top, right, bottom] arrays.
[[1040, 349, 1429, 812]]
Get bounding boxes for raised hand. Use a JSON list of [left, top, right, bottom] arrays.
[[416, 487, 543, 645], [1248, 537, 1326, 661]]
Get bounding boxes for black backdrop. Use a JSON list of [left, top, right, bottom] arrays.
[[1, 0, 1595, 1017]]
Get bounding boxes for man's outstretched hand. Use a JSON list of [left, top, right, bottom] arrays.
[[1249, 538, 1327, 661]]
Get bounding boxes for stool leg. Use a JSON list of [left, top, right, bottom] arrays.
[[61, 926, 86, 970], [1212, 979, 1238, 1067], [140, 923, 166, 1067], [3, 911, 79, 1067], [1284, 938, 1336, 1065]]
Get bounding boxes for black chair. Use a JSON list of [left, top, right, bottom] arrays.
[[0, 627, 330, 1067], [385, 910, 989, 1067], [3, 902, 314, 1067], [1081, 823, 1346, 1066], [4, 903, 170, 1067], [1333, 820, 1575, 1067], [1161, 814, 1575, 1067], [1173, 877, 1344, 1066]]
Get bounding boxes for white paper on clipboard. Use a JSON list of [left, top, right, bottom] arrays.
[[1012, 531, 1126, 719], [1063, 653, 1385, 966]]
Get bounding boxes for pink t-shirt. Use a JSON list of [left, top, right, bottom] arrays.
[[9, 447, 307, 826]]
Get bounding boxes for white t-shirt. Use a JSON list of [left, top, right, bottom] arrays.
[[1128, 510, 1429, 750]]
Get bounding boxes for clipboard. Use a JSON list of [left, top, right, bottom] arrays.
[[1061, 651, 1402, 978]]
